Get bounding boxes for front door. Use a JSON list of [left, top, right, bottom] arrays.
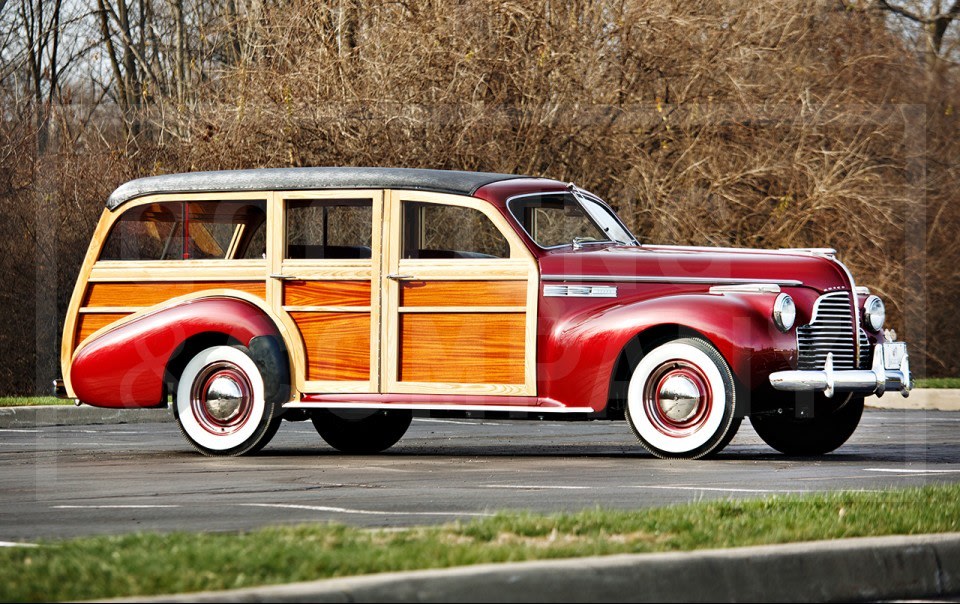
[[381, 191, 538, 397]]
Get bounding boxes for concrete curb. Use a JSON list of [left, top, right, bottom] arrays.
[[3, 388, 957, 429], [102, 532, 960, 603], [0, 405, 170, 428], [866, 388, 960, 411]]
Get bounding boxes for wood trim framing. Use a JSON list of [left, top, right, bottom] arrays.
[[89, 260, 266, 282]]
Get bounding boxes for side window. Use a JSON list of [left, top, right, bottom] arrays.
[[188, 201, 267, 260], [286, 199, 373, 260], [99, 200, 266, 261], [402, 202, 509, 259]]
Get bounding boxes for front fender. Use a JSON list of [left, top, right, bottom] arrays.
[[539, 292, 798, 412], [71, 297, 284, 408]]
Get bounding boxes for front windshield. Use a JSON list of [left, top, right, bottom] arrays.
[[508, 192, 635, 249]]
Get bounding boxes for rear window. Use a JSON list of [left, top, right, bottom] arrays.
[[100, 200, 267, 261]]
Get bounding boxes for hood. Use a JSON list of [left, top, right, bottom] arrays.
[[537, 244, 850, 293]]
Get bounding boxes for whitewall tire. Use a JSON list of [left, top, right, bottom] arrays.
[[174, 345, 281, 456], [626, 337, 741, 459]]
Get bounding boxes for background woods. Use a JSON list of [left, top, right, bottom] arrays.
[[0, 0, 957, 394]]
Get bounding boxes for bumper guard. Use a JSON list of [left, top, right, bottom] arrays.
[[769, 342, 911, 398]]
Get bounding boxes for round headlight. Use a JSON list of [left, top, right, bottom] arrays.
[[773, 293, 796, 332], [863, 295, 885, 332]]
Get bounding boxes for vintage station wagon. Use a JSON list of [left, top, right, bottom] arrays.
[[57, 168, 912, 458]]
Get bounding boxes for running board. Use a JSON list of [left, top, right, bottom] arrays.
[[283, 402, 596, 414]]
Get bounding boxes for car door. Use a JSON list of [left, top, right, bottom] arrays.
[[271, 190, 384, 394], [381, 190, 538, 397]]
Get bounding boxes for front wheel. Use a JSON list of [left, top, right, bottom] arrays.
[[625, 337, 741, 459], [174, 345, 281, 456], [311, 409, 412, 454], [750, 394, 864, 456]]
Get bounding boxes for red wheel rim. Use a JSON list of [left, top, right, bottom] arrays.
[[190, 361, 254, 436], [642, 360, 713, 438]]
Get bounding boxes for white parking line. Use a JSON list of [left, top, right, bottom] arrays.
[[0, 429, 38, 433], [483, 484, 816, 493], [415, 418, 502, 426], [863, 468, 960, 474], [630, 486, 822, 494], [483, 484, 592, 490], [53, 505, 181, 509], [0, 541, 37, 547], [241, 503, 493, 517]]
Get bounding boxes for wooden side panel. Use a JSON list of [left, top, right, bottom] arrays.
[[399, 313, 525, 384], [84, 281, 266, 307], [400, 280, 526, 307], [75, 313, 131, 347], [284, 281, 370, 307], [291, 312, 371, 381]]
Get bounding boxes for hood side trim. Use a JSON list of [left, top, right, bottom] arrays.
[[541, 274, 804, 287]]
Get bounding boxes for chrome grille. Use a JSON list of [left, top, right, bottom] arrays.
[[797, 292, 857, 370], [858, 328, 871, 369]]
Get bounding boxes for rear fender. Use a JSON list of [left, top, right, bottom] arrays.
[[70, 296, 290, 408]]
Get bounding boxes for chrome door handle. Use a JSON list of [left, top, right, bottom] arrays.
[[386, 273, 415, 281], [269, 273, 295, 280]]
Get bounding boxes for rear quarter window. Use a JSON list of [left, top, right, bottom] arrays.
[[99, 200, 266, 261]]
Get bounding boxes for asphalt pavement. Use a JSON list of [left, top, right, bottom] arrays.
[[1, 408, 958, 542]]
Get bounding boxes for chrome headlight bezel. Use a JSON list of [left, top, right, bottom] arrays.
[[863, 295, 885, 332], [773, 293, 796, 332]]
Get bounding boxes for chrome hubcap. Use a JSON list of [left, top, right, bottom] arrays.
[[204, 375, 244, 422], [643, 360, 713, 438], [190, 361, 253, 435], [658, 375, 702, 422]]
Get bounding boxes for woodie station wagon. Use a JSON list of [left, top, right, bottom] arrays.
[[57, 167, 912, 458]]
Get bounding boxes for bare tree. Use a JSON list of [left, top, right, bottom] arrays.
[[873, 0, 960, 73]]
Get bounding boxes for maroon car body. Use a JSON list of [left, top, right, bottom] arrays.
[[59, 168, 911, 457]]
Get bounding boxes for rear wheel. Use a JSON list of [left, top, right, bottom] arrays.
[[750, 394, 864, 456], [625, 337, 741, 459], [174, 345, 281, 456], [311, 409, 412, 454]]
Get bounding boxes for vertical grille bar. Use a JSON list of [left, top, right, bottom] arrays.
[[797, 292, 857, 370], [858, 328, 872, 369]]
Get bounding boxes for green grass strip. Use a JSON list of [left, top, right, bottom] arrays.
[[914, 378, 960, 389], [2, 483, 959, 602], [0, 397, 71, 407]]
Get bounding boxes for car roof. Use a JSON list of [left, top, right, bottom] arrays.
[[106, 167, 532, 210]]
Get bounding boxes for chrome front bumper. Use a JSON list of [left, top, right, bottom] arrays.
[[769, 342, 912, 398]]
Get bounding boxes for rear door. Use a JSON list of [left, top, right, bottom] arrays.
[[271, 190, 383, 394]]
